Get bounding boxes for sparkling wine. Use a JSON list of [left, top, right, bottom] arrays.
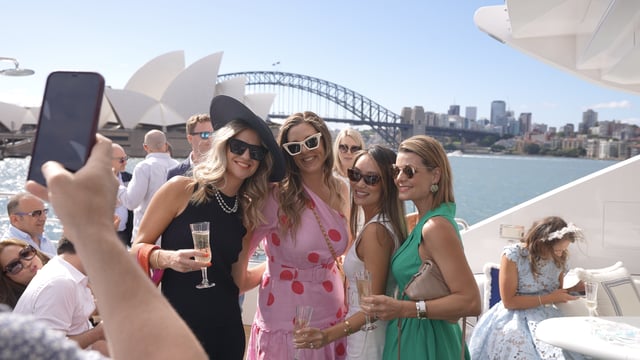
[[356, 278, 371, 300], [586, 300, 597, 311], [192, 231, 211, 262]]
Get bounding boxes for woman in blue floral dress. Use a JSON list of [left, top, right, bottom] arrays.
[[469, 216, 585, 359]]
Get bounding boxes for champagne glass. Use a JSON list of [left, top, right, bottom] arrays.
[[585, 281, 598, 316], [294, 305, 313, 360], [356, 270, 377, 331], [190, 221, 214, 289]]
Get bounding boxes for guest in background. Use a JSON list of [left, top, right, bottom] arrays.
[[361, 135, 480, 360], [469, 216, 584, 360], [132, 95, 285, 359], [3, 192, 57, 257], [117, 129, 178, 239], [13, 237, 109, 356], [112, 143, 133, 246], [332, 128, 364, 183], [295, 145, 406, 359], [167, 113, 214, 179], [247, 111, 350, 360], [0, 239, 49, 309]]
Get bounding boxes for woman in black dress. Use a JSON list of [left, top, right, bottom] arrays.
[[132, 95, 285, 359]]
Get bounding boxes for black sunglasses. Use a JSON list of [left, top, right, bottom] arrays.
[[14, 208, 49, 218], [347, 168, 382, 186], [2, 245, 37, 275], [338, 144, 362, 154], [228, 138, 268, 161], [282, 133, 322, 156], [392, 164, 433, 179], [190, 131, 212, 140], [113, 156, 129, 164]]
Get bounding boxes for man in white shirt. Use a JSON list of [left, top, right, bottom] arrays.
[[117, 129, 178, 240], [13, 237, 108, 355], [112, 144, 133, 246], [3, 192, 57, 257], [167, 114, 213, 179]]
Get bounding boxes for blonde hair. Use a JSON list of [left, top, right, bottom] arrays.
[[397, 135, 455, 210], [332, 128, 365, 177], [277, 111, 345, 235], [190, 120, 274, 231]]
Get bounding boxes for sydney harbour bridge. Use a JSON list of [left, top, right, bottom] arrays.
[[217, 71, 492, 149]]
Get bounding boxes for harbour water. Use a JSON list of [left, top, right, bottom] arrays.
[[0, 155, 618, 239]]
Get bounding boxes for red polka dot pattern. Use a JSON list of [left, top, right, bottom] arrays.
[[291, 281, 304, 294], [271, 233, 281, 246], [266, 292, 275, 306], [279, 270, 294, 281], [328, 229, 341, 242], [322, 281, 333, 292], [307, 252, 320, 263], [336, 342, 346, 356]]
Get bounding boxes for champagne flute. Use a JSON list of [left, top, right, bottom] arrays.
[[190, 221, 214, 289], [585, 281, 598, 316], [294, 305, 313, 360], [356, 270, 377, 331]]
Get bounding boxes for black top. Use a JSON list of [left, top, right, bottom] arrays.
[[161, 190, 246, 359]]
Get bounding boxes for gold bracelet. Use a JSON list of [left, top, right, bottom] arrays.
[[152, 249, 161, 269], [343, 320, 352, 336]]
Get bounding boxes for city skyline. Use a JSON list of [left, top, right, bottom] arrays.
[[1, 1, 639, 130]]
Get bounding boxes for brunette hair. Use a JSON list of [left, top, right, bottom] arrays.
[[348, 145, 407, 243], [0, 239, 50, 309], [522, 216, 579, 276], [276, 111, 345, 235]]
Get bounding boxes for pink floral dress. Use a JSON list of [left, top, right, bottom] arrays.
[[247, 185, 349, 360]]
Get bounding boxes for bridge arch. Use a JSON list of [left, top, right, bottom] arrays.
[[217, 71, 410, 148]]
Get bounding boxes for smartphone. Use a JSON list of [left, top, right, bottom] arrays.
[[27, 71, 105, 186]]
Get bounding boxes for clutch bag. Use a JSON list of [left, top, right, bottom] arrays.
[[402, 259, 450, 300]]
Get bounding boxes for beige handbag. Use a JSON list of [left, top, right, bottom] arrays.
[[397, 258, 466, 360]]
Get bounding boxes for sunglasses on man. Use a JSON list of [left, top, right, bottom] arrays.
[[14, 209, 49, 218], [338, 144, 362, 154], [190, 131, 212, 140], [391, 164, 433, 179], [282, 133, 322, 156], [113, 156, 129, 164], [347, 168, 381, 186], [228, 138, 268, 161], [2, 245, 37, 275]]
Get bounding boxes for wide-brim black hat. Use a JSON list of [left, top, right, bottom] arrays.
[[210, 95, 285, 182]]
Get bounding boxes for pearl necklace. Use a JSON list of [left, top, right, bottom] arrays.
[[214, 188, 238, 214]]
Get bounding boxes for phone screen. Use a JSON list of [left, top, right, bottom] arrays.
[[27, 71, 105, 186]]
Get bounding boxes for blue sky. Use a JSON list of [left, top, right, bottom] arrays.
[[1, 0, 639, 129]]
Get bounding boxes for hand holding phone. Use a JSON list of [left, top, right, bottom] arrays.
[[27, 71, 105, 186]]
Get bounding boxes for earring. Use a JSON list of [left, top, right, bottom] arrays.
[[430, 184, 439, 193]]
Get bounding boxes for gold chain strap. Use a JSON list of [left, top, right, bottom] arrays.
[[309, 203, 345, 279]]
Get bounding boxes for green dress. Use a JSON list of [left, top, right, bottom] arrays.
[[382, 202, 469, 360]]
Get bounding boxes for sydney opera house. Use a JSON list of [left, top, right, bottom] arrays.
[[0, 51, 275, 158]]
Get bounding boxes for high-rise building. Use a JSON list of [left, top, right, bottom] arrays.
[[465, 106, 477, 122], [448, 105, 460, 116], [490, 100, 506, 125], [580, 109, 598, 133], [519, 112, 532, 134]]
